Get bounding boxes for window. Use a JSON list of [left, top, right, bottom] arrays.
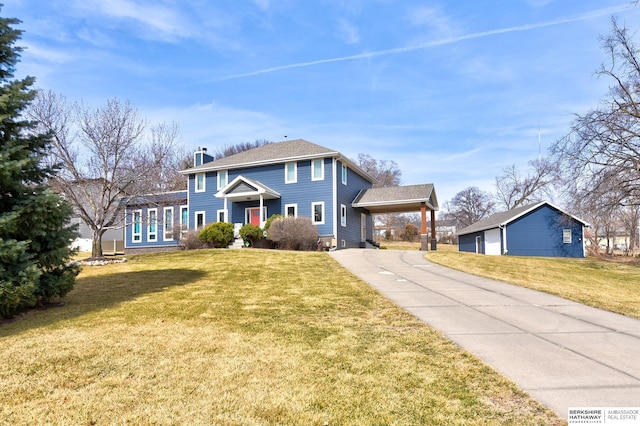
[[341, 204, 347, 227], [217, 209, 227, 223], [195, 173, 206, 192], [217, 170, 227, 189], [312, 202, 325, 225], [195, 211, 205, 229], [164, 207, 174, 241], [180, 206, 188, 232], [341, 164, 348, 185], [563, 229, 572, 244], [133, 210, 142, 242], [312, 159, 324, 181], [148, 209, 157, 242], [285, 203, 297, 217], [285, 162, 297, 183]]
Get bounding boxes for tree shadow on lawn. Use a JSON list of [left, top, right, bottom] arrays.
[[0, 268, 206, 335]]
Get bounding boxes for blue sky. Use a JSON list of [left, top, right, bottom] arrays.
[[5, 0, 640, 205]]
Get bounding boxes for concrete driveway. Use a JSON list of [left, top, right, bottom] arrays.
[[329, 249, 640, 418]]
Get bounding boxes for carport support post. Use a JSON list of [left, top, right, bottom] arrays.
[[430, 209, 437, 251], [420, 202, 428, 251]]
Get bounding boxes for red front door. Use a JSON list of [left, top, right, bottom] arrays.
[[250, 208, 261, 226]]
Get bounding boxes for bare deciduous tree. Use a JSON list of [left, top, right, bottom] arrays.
[[495, 157, 557, 210], [357, 153, 401, 188], [357, 153, 403, 239], [552, 17, 640, 210], [444, 187, 495, 228], [27, 90, 182, 257]]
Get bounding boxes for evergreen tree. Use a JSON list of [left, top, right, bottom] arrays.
[[0, 9, 79, 318]]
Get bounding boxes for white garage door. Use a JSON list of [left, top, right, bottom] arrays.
[[484, 228, 501, 256]]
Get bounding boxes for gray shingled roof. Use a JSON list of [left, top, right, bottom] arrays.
[[352, 184, 438, 213], [456, 201, 589, 236], [125, 190, 188, 207], [181, 139, 339, 173]]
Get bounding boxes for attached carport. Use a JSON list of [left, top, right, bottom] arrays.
[[352, 184, 439, 250]]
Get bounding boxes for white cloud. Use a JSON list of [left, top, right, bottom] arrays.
[[336, 18, 360, 45], [73, 0, 195, 41], [21, 42, 75, 64], [143, 102, 288, 151], [253, 0, 270, 11], [217, 3, 632, 81], [407, 7, 458, 39]]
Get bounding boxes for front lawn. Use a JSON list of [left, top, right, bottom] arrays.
[[0, 250, 562, 425]]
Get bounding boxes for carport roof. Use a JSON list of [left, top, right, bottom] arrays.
[[352, 184, 438, 214]]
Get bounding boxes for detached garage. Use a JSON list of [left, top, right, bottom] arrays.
[[456, 201, 589, 258]]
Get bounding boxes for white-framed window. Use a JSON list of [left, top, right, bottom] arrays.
[[195, 173, 206, 192], [132, 210, 142, 243], [312, 202, 325, 225], [195, 211, 205, 229], [285, 162, 297, 183], [312, 159, 324, 181], [341, 164, 348, 185], [217, 209, 227, 223], [217, 170, 228, 189], [180, 206, 188, 232], [285, 203, 297, 217], [164, 207, 174, 241], [563, 229, 572, 244], [148, 208, 157, 242], [341, 204, 347, 227]]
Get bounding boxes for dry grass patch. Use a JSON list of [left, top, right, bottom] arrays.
[[427, 249, 640, 319], [0, 249, 562, 425]]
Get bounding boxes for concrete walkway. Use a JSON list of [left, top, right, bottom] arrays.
[[329, 249, 640, 418]]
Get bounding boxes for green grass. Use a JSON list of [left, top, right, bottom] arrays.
[[427, 247, 640, 319], [0, 249, 563, 425]]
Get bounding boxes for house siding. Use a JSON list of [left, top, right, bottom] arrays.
[[188, 159, 337, 237], [188, 172, 217, 227], [505, 205, 585, 257], [459, 232, 484, 254], [124, 205, 181, 250], [336, 160, 373, 248]]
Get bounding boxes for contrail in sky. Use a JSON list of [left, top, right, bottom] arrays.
[[217, 4, 632, 81]]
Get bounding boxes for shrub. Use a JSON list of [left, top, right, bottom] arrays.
[[178, 228, 207, 250], [198, 222, 235, 248], [239, 224, 263, 247], [263, 214, 283, 234], [267, 216, 319, 251], [400, 223, 419, 242]]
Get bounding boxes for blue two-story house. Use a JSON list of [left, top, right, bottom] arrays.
[[124, 139, 439, 253], [124, 139, 391, 252]]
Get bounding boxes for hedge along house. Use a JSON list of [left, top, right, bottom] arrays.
[[124, 139, 439, 252], [456, 201, 589, 258]]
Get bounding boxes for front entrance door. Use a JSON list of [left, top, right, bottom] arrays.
[[249, 208, 261, 226]]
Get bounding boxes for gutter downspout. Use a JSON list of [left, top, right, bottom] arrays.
[[501, 224, 508, 255]]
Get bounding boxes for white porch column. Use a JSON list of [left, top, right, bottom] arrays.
[[259, 194, 265, 227]]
